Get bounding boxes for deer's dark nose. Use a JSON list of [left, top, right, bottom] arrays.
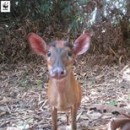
[[50, 67, 67, 79]]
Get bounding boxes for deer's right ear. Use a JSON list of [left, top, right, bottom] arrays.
[[73, 32, 90, 55], [27, 33, 47, 56]]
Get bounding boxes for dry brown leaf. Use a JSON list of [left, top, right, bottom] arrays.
[[107, 117, 130, 130], [89, 104, 128, 115]]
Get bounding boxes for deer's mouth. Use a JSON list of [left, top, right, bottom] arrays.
[[49, 73, 67, 80]]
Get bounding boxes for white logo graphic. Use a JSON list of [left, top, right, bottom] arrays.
[[1, 1, 10, 12]]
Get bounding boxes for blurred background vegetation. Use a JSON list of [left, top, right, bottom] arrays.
[[0, 0, 130, 63]]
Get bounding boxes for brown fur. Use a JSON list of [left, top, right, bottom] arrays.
[[27, 32, 90, 130], [48, 71, 82, 111], [47, 41, 81, 130]]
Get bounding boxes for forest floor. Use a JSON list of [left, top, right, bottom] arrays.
[[0, 55, 130, 130]]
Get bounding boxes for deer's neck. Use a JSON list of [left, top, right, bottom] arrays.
[[48, 71, 79, 110]]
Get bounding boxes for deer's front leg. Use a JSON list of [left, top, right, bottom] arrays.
[[71, 105, 77, 130], [51, 107, 57, 130]]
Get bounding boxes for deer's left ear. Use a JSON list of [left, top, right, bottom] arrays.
[[73, 33, 90, 55]]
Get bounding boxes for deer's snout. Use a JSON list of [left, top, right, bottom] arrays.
[[50, 67, 67, 79]]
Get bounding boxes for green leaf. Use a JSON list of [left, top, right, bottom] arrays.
[[19, 79, 29, 87], [107, 100, 118, 106], [36, 80, 43, 89]]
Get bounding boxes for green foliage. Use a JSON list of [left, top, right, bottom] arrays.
[[107, 100, 118, 106], [1, 0, 128, 35], [1, 0, 130, 34], [39, 1, 52, 16], [36, 80, 43, 89], [1, 0, 87, 34], [0, 0, 130, 63]]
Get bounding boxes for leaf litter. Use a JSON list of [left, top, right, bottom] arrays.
[[0, 56, 130, 130]]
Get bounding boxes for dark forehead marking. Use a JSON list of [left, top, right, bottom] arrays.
[[64, 41, 73, 49], [49, 40, 72, 49], [57, 48, 62, 53], [49, 41, 56, 47]]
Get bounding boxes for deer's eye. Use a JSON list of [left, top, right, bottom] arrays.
[[68, 52, 72, 57], [47, 52, 51, 57]]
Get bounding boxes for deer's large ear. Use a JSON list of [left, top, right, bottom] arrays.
[[73, 33, 90, 55], [27, 33, 47, 56]]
